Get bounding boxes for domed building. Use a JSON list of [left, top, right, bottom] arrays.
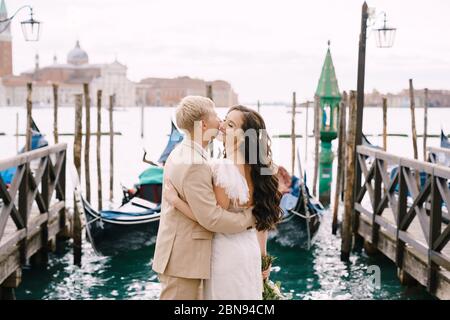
[[0, 1, 239, 109], [0, 39, 136, 107], [67, 41, 89, 66]]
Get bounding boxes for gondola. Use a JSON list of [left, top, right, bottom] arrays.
[[269, 147, 326, 249], [271, 181, 325, 248], [429, 130, 450, 166], [82, 195, 161, 255], [82, 121, 183, 255]]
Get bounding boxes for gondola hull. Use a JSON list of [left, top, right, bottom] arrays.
[[269, 211, 322, 248], [82, 198, 160, 255], [269, 191, 325, 248]]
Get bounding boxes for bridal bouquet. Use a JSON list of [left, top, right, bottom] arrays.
[[261, 255, 288, 300]]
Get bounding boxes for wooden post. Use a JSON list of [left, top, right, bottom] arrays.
[[332, 91, 347, 235], [423, 88, 429, 161], [140, 103, 144, 138], [340, 95, 347, 202], [351, 3, 369, 257], [382, 97, 387, 151], [257, 100, 260, 113], [109, 94, 115, 202], [73, 94, 83, 267], [207, 84, 213, 101], [56, 149, 68, 250], [97, 90, 103, 210], [341, 91, 357, 261], [26, 83, 32, 152], [305, 101, 309, 163], [53, 83, 59, 144], [291, 92, 296, 176], [83, 84, 91, 203], [206, 85, 214, 158], [409, 79, 420, 187], [34, 148, 50, 268], [18, 83, 33, 266], [409, 79, 418, 160], [312, 95, 321, 196], [15, 112, 19, 152]]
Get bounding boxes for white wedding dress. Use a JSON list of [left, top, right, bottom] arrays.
[[203, 158, 263, 300]]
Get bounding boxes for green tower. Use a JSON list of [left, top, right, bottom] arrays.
[[315, 42, 341, 206]]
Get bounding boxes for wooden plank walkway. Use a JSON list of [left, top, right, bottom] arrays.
[[357, 207, 450, 300], [354, 145, 450, 300]]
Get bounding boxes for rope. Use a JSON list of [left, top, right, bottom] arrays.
[[290, 209, 319, 220]]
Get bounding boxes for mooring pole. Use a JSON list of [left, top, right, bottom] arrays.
[[332, 91, 347, 235], [15, 112, 19, 152], [382, 97, 387, 151], [291, 92, 296, 176], [342, 91, 357, 261], [26, 83, 32, 152], [73, 94, 83, 267], [305, 101, 309, 163], [423, 88, 429, 161], [312, 95, 320, 197], [53, 83, 59, 144], [409, 79, 419, 160], [109, 94, 115, 202], [97, 90, 103, 210], [207, 84, 214, 158], [83, 83, 91, 203], [351, 2, 369, 252], [140, 103, 144, 138]]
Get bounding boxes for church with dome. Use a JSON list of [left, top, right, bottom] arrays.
[[0, 39, 136, 107], [0, 0, 238, 108]]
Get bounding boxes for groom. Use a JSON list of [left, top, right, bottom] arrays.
[[152, 96, 255, 300]]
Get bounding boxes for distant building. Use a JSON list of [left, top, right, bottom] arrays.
[[0, 39, 136, 107], [0, 0, 239, 108], [365, 88, 450, 108], [138, 76, 239, 108]]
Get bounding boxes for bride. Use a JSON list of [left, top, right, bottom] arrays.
[[164, 105, 283, 300]]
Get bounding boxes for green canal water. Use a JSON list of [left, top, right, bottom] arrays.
[[15, 212, 435, 300]]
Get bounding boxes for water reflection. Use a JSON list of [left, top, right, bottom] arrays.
[[16, 214, 434, 300]]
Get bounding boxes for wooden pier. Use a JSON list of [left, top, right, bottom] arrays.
[[0, 144, 74, 299], [353, 145, 450, 299]]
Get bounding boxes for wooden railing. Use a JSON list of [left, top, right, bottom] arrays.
[[354, 145, 450, 297], [0, 144, 67, 284]]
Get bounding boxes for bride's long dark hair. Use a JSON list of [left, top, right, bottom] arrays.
[[225, 105, 283, 231]]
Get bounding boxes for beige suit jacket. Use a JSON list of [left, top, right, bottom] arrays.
[[152, 139, 256, 279]]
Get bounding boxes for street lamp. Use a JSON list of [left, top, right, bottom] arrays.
[[371, 11, 397, 48], [0, 5, 41, 41]]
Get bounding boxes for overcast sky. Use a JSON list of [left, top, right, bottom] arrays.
[[7, 0, 450, 102]]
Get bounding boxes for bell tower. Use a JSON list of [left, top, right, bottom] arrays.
[[0, 0, 13, 77]]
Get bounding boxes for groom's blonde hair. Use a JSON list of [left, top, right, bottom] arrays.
[[176, 96, 215, 133]]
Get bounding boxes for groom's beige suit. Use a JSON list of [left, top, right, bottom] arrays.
[[152, 139, 255, 300]]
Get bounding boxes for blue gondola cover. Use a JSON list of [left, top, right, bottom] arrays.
[[157, 122, 184, 164]]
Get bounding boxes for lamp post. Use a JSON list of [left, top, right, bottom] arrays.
[[0, 5, 41, 41], [352, 2, 396, 248]]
